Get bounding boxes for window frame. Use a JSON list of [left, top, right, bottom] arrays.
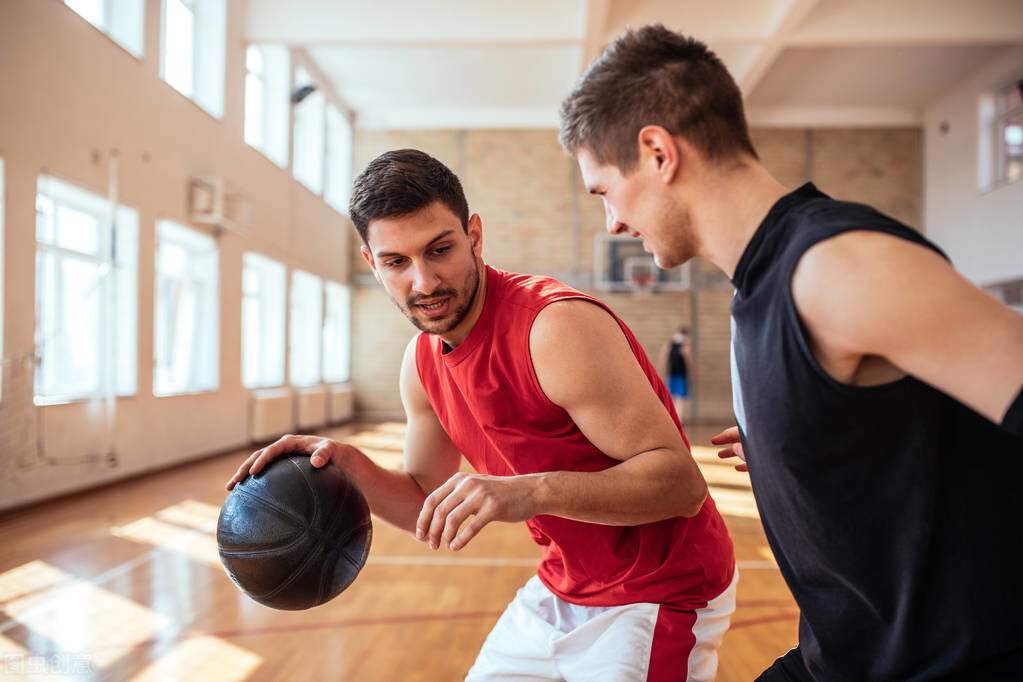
[[322, 281, 351, 384], [63, 0, 145, 58], [34, 176, 139, 405], [160, 0, 225, 118], [241, 251, 287, 389], [995, 79, 1023, 186], [288, 269, 324, 388], [292, 64, 327, 195], [153, 220, 220, 397]]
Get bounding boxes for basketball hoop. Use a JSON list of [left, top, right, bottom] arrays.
[[629, 273, 656, 297]]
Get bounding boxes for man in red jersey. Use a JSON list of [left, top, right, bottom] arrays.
[[228, 149, 735, 681]]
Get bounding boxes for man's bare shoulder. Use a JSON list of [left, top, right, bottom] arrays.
[[792, 230, 949, 343]]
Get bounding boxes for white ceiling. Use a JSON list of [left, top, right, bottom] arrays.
[[245, 0, 1023, 129]]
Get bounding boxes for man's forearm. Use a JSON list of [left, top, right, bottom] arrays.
[[339, 447, 430, 535], [531, 449, 708, 525]]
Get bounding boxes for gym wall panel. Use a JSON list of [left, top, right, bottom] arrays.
[[811, 128, 922, 228], [296, 386, 328, 430], [327, 383, 355, 424], [250, 388, 295, 443]]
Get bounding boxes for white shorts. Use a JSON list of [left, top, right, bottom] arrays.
[[466, 570, 738, 682]]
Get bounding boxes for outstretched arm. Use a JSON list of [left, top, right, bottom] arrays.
[[417, 299, 708, 551], [227, 337, 462, 535], [791, 230, 1023, 433]]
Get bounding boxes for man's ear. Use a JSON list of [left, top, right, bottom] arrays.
[[360, 244, 382, 283], [467, 214, 483, 258], [637, 125, 681, 183]]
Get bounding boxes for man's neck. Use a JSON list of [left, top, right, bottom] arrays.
[[439, 265, 489, 349], [694, 164, 790, 280]]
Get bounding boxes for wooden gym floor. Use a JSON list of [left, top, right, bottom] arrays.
[[0, 421, 797, 681]]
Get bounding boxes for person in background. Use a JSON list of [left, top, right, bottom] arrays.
[[662, 327, 692, 421]]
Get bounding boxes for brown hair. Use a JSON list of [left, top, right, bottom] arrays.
[[559, 24, 757, 172], [349, 149, 469, 243]]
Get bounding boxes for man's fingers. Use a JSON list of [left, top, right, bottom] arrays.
[[450, 513, 490, 552], [309, 443, 332, 468], [440, 500, 477, 550], [416, 479, 455, 544], [226, 451, 263, 490], [710, 426, 740, 445], [426, 491, 465, 550], [226, 435, 325, 491]]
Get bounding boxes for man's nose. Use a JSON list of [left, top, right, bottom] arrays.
[[605, 206, 627, 235], [411, 260, 441, 294]]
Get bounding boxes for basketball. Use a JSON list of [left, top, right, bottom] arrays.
[[217, 454, 373, 610]]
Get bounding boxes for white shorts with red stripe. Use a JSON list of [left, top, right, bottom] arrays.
[[465, 569, 738, 681]]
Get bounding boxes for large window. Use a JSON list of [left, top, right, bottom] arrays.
[[154, 221, 219, 396], [289, 270, 322, 387], [64, 0, 145, 57], [35, 176, 138, 403], [244, 44, 291, 168], [292, 66, 325, 195], [324, 103, 353, 214], [322, 282, 351, 383], [242, 252, 286, 388], [161, 0, 226, 118]]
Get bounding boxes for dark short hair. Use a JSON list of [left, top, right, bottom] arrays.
[[559, 25, 757, 173], [349, 149, 469, 243]]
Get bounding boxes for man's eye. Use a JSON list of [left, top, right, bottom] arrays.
[[385, 258, 405, 268], [433, 246, 450, 255]]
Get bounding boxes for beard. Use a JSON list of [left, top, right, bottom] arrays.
[[396, 251, 481, 335]]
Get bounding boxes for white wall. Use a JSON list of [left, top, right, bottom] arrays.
[[0, 0, 352, 510], [923, 46, 1023, 286]]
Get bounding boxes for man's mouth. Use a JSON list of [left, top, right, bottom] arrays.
[[414, 297, 451, 318]]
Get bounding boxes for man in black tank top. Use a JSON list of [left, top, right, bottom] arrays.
[[559, 24, 1023, 680]]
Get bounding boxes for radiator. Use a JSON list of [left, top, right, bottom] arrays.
[[296, 386, 328, 430], [328, 383, 355, 424], [250, 388, 294, 443]]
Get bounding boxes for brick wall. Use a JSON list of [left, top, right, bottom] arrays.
[[349, 127, 922, 421]]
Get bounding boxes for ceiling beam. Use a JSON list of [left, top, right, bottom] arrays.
[[738, 0, 820, 96], [791, 0, 1023, 47]]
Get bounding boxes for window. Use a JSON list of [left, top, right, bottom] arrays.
[[35, 175, 138, 403], [242, 252, 286, 388], [325, 103, 353, 214], [292, 66, 325, 195], [289, 270, 322, 387], [154, 221, 218, 396], [64, 0, 145, 57], [161, 0, 226, 118], [996, 79, 1022, 185], [244, 44, 291, 168], [322, 282, 351, 383]]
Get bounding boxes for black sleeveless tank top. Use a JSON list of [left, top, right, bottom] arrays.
[[731, 183, 1023, 680]]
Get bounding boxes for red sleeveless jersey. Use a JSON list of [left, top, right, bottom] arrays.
[[415, 266, 734, 609]]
